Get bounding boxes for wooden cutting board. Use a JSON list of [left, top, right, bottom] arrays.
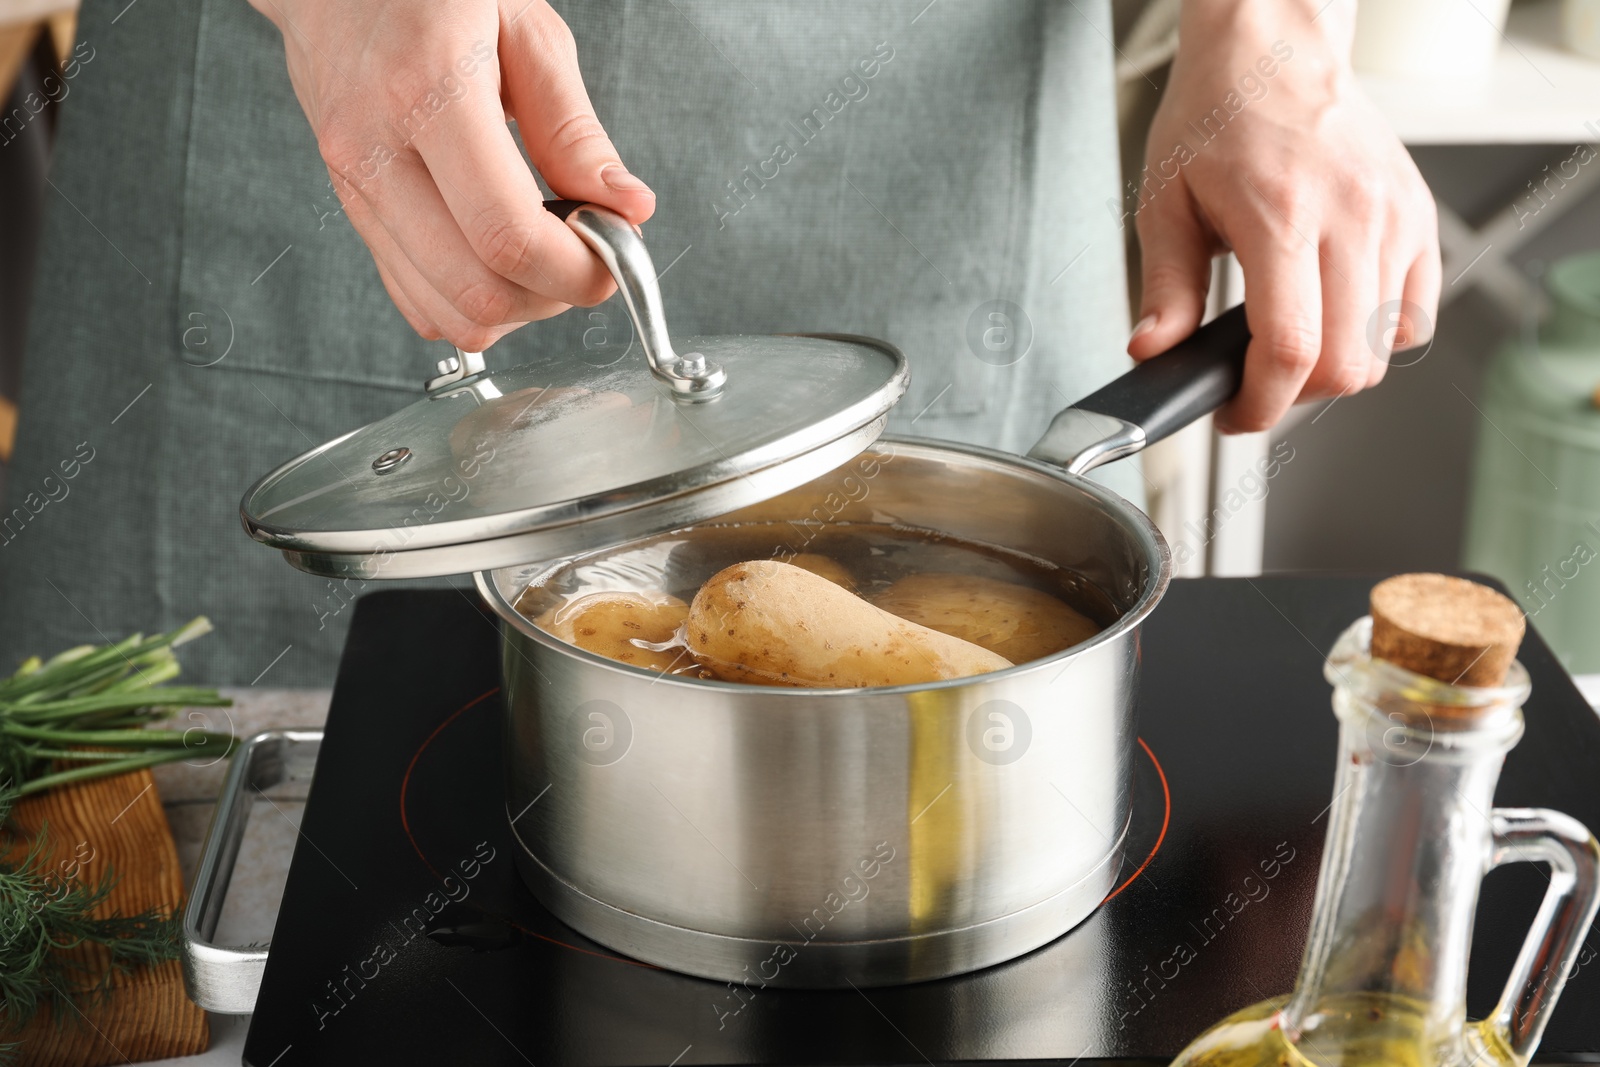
[[0, 769, 208, 1066]]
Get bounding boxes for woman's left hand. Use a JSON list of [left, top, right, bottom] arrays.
[[1128, 0, 1440, 433]]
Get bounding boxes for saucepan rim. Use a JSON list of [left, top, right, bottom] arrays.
[[476, 436, 1172, 697]]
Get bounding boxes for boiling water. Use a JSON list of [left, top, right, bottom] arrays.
[[514, 521, 1118, 677]]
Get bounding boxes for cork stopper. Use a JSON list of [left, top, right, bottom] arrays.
[[1370, 573, 1525, 688]]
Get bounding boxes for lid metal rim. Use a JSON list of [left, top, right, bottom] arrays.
[[241, 336, 908, 555], [273, 420, 889, 580]]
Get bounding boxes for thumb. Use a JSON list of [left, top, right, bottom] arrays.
[[499, 8, 655, 225], [1130, 193, 1213, 361]]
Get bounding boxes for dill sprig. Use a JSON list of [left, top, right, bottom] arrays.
[[0, 784, 182, 1057], [0, 618, 235, 795]]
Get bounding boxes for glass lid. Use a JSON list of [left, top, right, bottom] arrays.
[[240, 204, 908, 580]]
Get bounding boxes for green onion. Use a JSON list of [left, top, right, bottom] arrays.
[[0, 619, 234, 796]]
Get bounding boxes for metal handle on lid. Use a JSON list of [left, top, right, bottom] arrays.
[[547, 199, 726, 400], [426, 348, 487, 393], [422, 201, 726, 399]]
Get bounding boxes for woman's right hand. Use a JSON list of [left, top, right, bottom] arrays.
[[249, 0, 655, 351]]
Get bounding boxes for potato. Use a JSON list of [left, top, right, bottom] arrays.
[[870, 573, 1100, 663], [686, 561, 1012, 687], [784, 553, 855, 590], [535, 591, 690, 672]]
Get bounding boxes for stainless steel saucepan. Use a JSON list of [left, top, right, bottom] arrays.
[[240, 202, 1251, 989]]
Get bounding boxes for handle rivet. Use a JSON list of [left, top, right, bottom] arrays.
[[372, 447, 411, 474]]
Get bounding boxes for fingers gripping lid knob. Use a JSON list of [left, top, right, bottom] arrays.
[[1369, 573, 1526, 688]]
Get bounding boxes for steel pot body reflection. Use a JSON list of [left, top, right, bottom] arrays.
[[475, 437, 1170, 988]]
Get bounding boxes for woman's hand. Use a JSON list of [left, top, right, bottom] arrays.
[[1129, 0, 1439, 432], [249, 0, 655, 351]]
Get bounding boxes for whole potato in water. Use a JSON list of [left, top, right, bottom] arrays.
[[535, 591, 689, 672], [784, 553, 855, 590], [870, 573, 1100, 663], [686, 561, 1011, 687]]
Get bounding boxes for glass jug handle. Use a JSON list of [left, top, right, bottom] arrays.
[[1481, 807, 1600, 1062]]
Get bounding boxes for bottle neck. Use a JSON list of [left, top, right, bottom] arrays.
[[1284, 693, 1516, 1051]]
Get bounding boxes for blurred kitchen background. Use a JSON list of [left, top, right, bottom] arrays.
[[3, 0, 1600, 664]]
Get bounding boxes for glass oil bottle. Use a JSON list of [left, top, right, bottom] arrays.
[[1169, 607, 1600, 1067]]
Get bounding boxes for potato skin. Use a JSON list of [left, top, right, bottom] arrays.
[[535, 591, 689, 672], [784, 553, 855, 590], [686, 561, 1012, 687], [870, 573, 1100, 663]]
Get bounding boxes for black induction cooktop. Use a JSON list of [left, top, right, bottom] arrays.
[[242, 577, 1600, 1066]]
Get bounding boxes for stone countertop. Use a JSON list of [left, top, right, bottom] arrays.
[[144, 688, 333, 1067]]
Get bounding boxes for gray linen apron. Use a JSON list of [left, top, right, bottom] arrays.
[[1, 0, 1132, 686]]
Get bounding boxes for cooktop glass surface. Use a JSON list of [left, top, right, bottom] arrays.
[[242, 578, 1600, 1066]]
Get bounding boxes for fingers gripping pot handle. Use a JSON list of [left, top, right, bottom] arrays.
[[426, 201, 726, 398], [1028, 304, 1252, 475]]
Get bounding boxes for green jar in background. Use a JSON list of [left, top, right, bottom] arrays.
[[1464, 250, 1600, 672]]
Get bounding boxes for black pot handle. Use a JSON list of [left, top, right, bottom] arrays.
[[1027, 304, 1251, 475]]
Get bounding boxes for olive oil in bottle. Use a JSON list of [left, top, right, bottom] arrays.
[[1170, 993, 1520, 1067]]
